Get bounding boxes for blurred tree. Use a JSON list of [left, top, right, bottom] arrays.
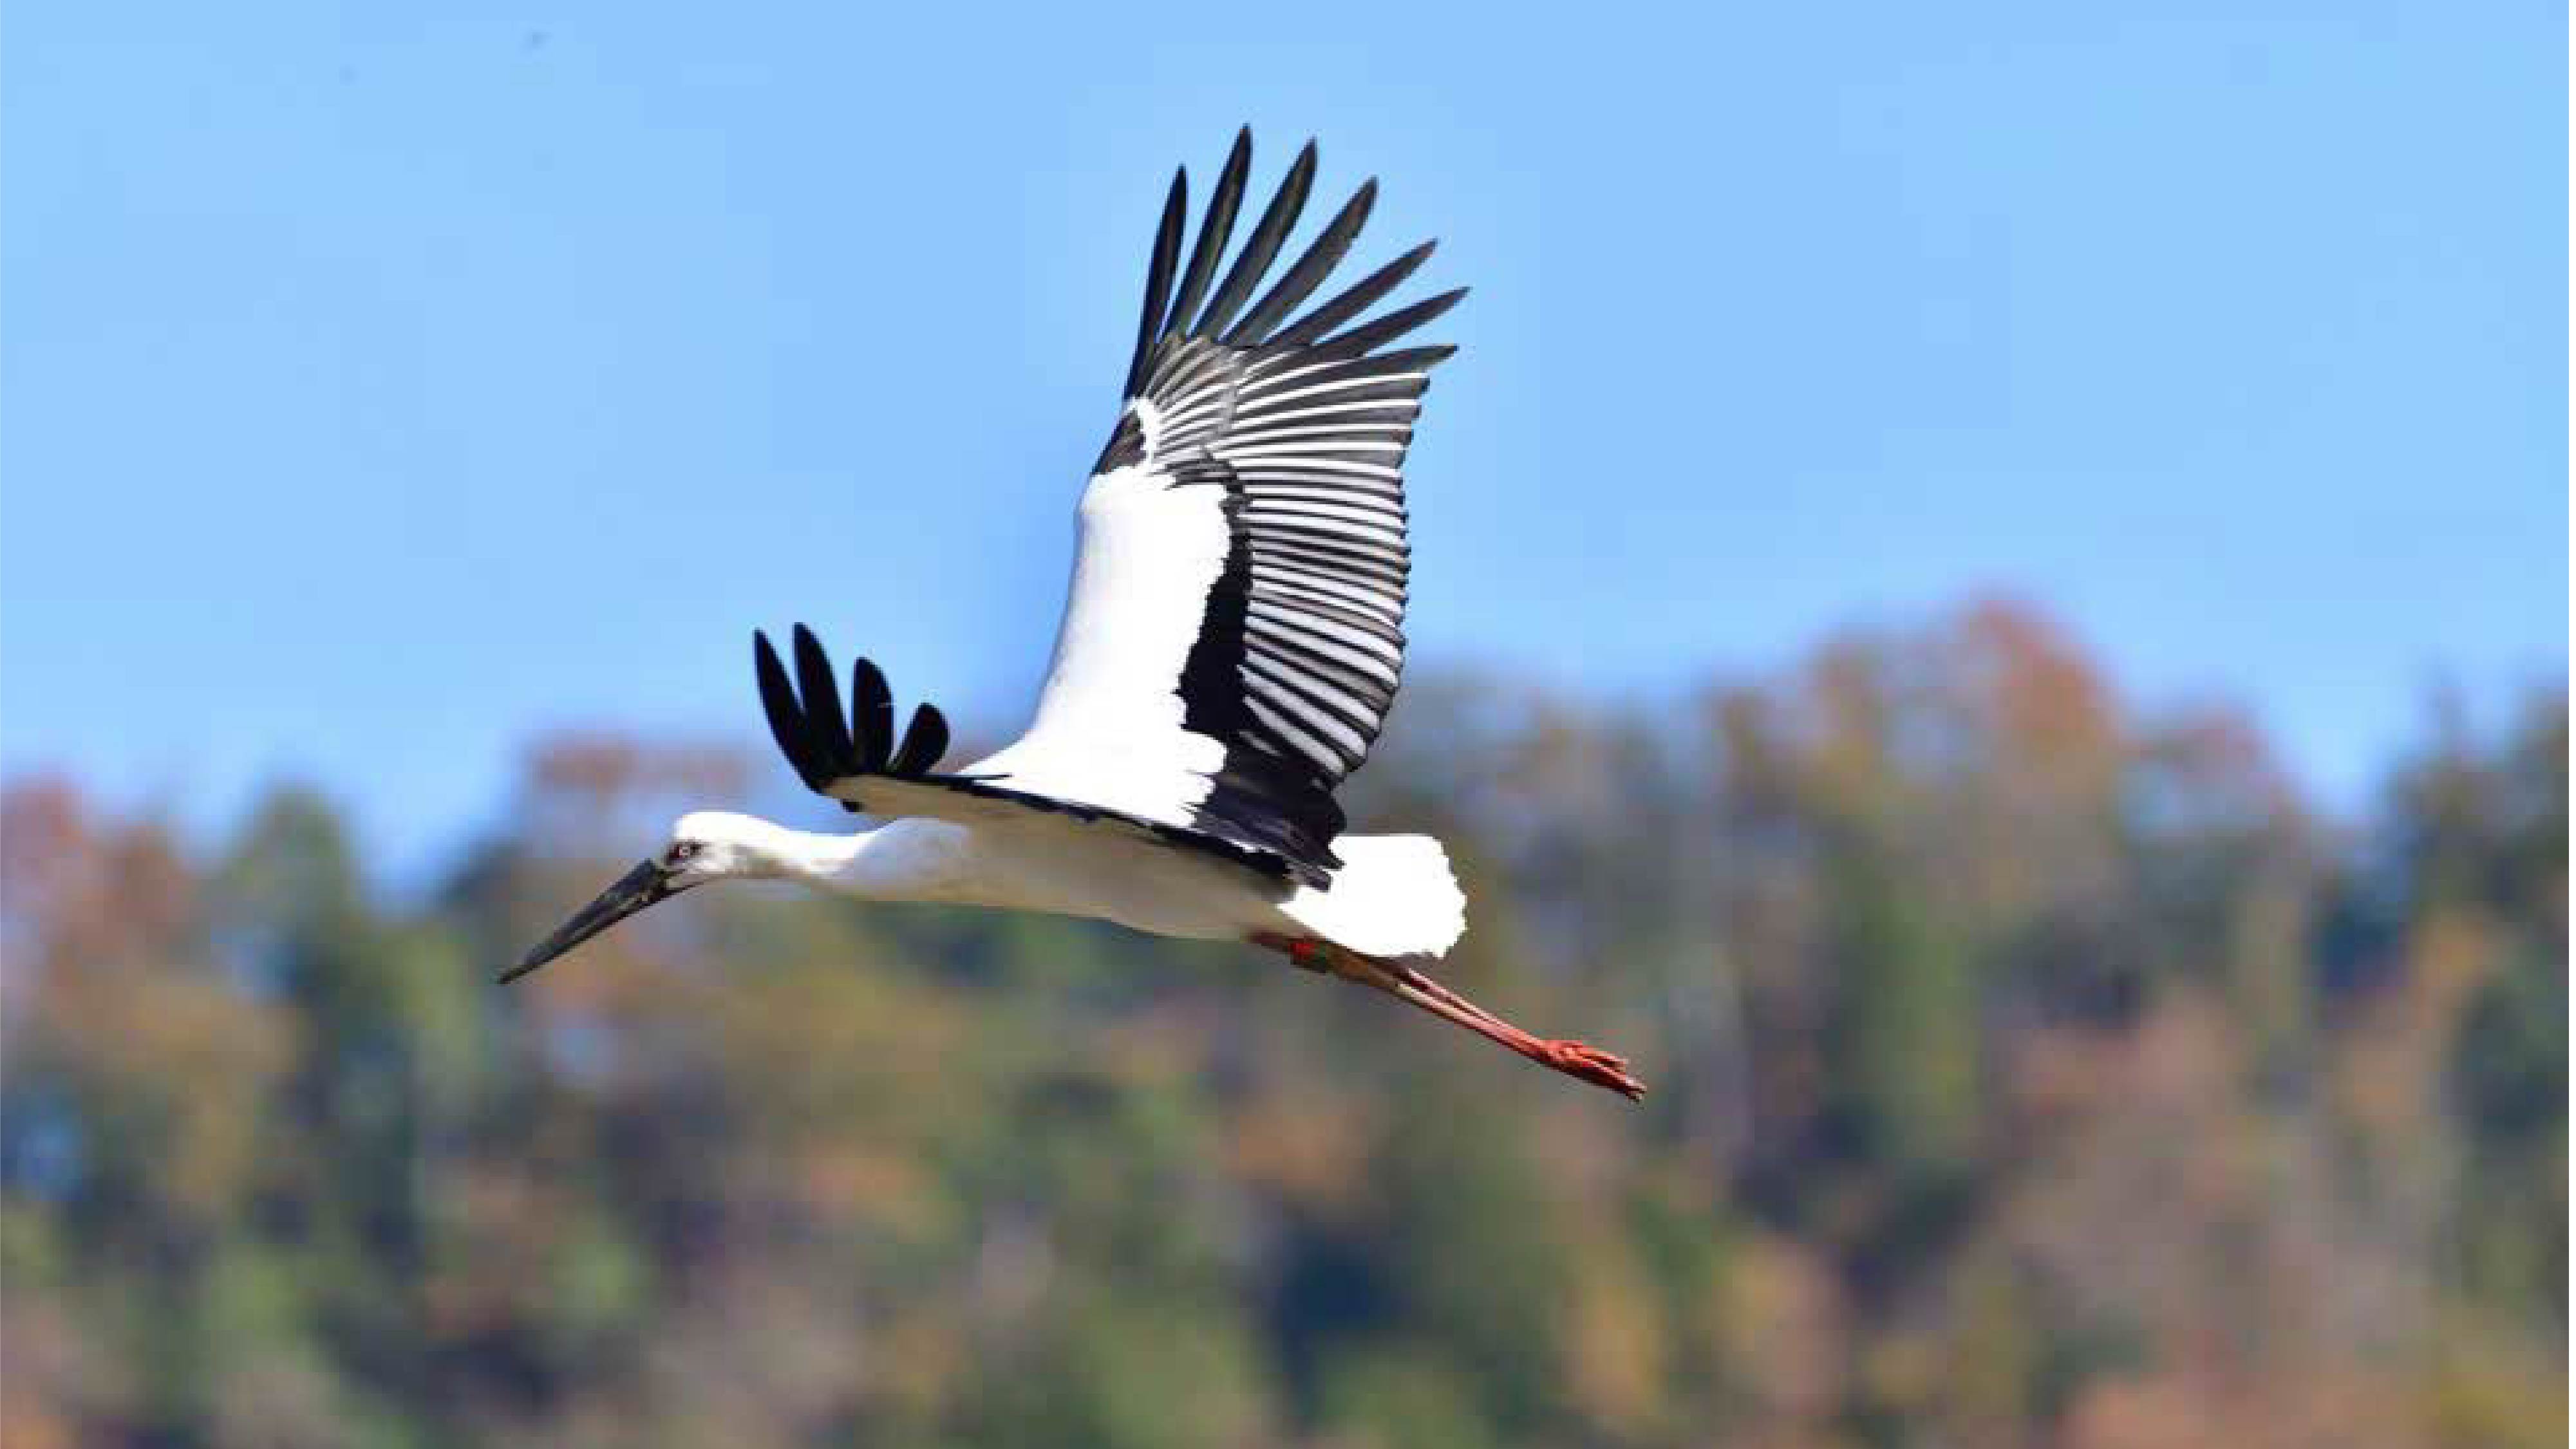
[[0, 603, 2561, 1448]]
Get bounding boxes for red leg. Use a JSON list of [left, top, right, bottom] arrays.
[[1250, 934, 1645, 1101]]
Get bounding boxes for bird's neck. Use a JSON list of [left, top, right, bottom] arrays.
[[784, 820, 964, 903]]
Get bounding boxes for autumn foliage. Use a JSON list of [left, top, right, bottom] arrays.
[[2, 602, 2562, 1447]]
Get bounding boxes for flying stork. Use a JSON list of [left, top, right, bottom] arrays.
[[505, 131, 1644, 1099]]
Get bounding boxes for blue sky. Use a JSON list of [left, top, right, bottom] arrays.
[[3, 3, 2562, 876]]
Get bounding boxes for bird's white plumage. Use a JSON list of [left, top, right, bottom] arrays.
[[1275, 834, 1465, 958], [972, 402, 1228, 827], [664, 810, 1460, 960]]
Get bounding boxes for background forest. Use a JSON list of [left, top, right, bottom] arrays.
[[2, 600, 2562, 1448]]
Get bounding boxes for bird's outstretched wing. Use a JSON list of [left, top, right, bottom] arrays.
[[754, 626, 1302, 878], [751, 134, 1458, 886], [966, 130, 1465, 884]]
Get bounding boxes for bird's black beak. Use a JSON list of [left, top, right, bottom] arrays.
[[499, 857, 680, 983]]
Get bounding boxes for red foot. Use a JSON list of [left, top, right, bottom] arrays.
[[1247, 932, 1646, 1101], [1537, 1039, 1647, 1100]]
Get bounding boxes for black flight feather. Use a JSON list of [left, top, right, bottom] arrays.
[[755, 630, 953, 788], [1163, 128, 1250, 346], [1193, 140, 1315, 341], [1227, 179, 1375, 347], [1123, 168, 1189, 399], [754, 632, 825, 790], [1314, 287, 1469, 360], [890, 703, 950, 777], [1266, 239, 1436, 350], [791, 625, 852, 770], [849, 657, 894, 773]]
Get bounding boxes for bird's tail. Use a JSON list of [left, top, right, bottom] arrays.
[[1277, 833, 1467, 960]]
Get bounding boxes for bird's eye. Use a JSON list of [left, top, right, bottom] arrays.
[[669, 842, 699, 864]]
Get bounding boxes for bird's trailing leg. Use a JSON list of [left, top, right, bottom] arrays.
[[1252, 933, 1646, 1101]]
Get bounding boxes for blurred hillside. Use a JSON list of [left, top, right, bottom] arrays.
[[2, 600, 2563, 1448]]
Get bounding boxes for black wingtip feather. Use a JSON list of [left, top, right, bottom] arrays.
[[1123, 168, 1190, 399], [1164, 129, 1251, 347], [850, 658, 894, 773], [1317, 285, 1469, 359], [1227, 177, 1377, 348], [1193, 140, 1317, 341], [890, 703, 950, 777], [755, 630, 962, 799], [791, 625, 854, 773], [754, 631, 825, 791], [1266, 238, 1436, 350]]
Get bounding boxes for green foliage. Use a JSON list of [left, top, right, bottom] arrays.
[[1, 604, 2562, 1448]]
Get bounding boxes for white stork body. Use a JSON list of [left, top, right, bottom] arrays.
[[693, 811, 1461, 957], [508, 132, 1641, 1098]]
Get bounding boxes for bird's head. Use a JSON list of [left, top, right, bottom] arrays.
[[499, 811, 799, 983]]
